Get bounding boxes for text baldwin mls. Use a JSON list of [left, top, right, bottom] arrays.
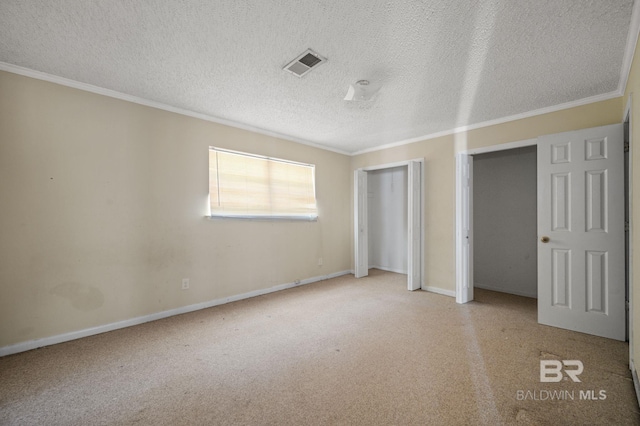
[[516, 360, 607, 401], [516, 389, 607, 401]]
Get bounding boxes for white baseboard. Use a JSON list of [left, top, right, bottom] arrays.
[[0, 270, 352, 357], [369, 265, 408, 275], [474, 283, 537, 299], [366, 266, 454, 297], [423, 286, 456, 298], [632, 359, 640, 408]]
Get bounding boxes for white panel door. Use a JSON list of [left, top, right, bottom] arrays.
[[456, 154, 474, 303], [538, 124, 625, 340], [407, 161, 422, 290], [354, 170, 368, 278]]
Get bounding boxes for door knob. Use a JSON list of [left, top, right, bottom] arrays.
[[540, 236, 550, 243]]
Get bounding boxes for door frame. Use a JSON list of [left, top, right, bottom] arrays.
[[624, 94, 635, 372], [455, 137, 538, 303], [455, 130, 634, 342], [354, 158, 425, 290]]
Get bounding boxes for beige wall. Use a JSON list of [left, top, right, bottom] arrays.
[[0, 71, 352, 348], [351, 97, 623, 294], [623, 31, 640, 378]]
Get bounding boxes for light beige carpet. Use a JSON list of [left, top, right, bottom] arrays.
[[1, 269, 639, 425]]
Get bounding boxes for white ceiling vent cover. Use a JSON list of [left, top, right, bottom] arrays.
[[283, 49, 326, 77]]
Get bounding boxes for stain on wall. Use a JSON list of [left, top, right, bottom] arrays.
[[51, 282, 105, 311]]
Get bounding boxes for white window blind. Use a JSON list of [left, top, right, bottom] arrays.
[[209, 148, 318, 219]]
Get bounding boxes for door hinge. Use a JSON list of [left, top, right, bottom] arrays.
[[624, 140, 630, 153], [625, 221, 630, 232]]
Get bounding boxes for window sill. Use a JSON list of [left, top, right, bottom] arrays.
[[205, 215, 318, 222]]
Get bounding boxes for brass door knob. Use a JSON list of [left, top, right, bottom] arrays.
[[540, 236, 550, 243]]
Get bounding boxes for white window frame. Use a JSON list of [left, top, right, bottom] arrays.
[[207, 147, 318, 221]]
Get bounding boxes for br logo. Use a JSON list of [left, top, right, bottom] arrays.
[[540, 360, 584, 382]]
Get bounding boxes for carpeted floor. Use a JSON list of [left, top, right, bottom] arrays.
[[1, 269, 639, 425]]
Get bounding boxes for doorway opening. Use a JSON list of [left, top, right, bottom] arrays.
[[354, 159, 424, 291], [456, 124, 629, 342], [472, 146, 538, 298], [455, 139, 537, 303], [368, 166, 408, 274]]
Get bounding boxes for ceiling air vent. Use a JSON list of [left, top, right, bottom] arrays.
[[283, 49, 326, 77]]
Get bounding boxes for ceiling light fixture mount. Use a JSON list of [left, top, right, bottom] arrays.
[[344, 79, 381, 102]]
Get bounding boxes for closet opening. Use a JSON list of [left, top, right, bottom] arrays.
[[354, 159, 424, 291], [472, 146, 538, 299]]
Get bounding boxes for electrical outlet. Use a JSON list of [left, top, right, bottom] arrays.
[[181, 278, 190, 290], [318, 257, 323, 266]]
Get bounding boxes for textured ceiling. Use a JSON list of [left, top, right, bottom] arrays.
[[0, 1, 636, 154]]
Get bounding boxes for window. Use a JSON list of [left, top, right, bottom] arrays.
[[208, 147, 318, 220]]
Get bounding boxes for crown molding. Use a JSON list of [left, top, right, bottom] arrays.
[[351, 90, 621, 156], [0, 62, 351, 156], [0, 61, 628, 158]]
